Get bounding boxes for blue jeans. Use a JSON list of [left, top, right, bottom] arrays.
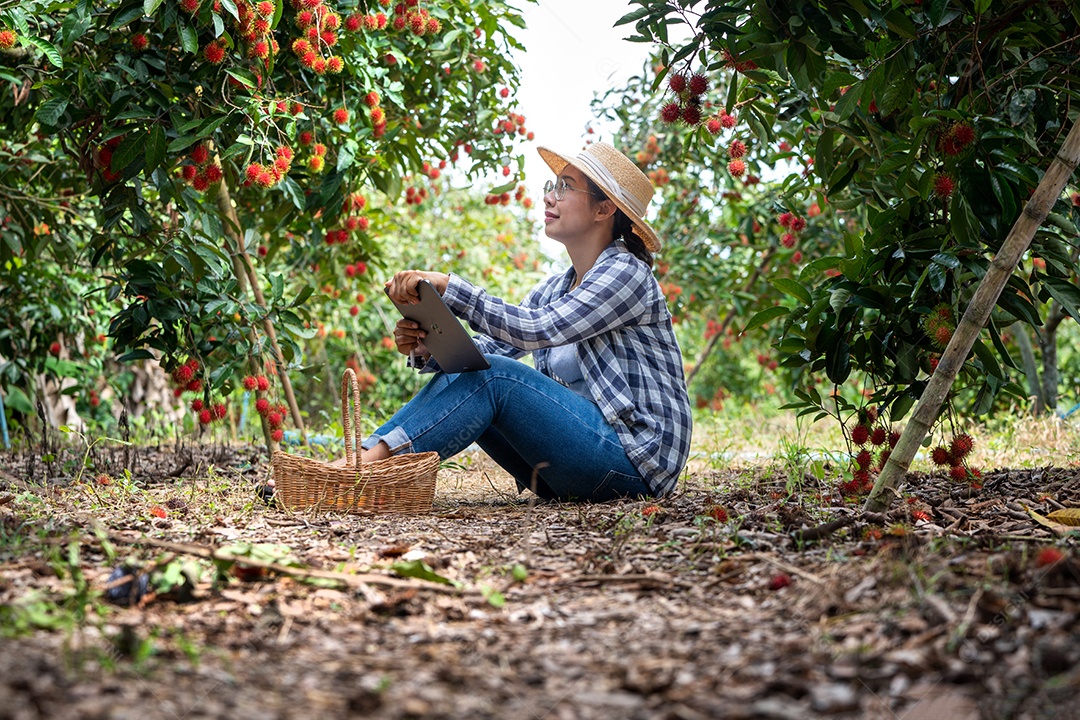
[[362, 355, 651, 502]]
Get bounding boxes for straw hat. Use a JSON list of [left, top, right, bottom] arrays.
[[538, 142, 662, 253]]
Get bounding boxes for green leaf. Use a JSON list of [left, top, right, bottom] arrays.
[[1043, 276, 1080, 323], [111, 132, 145, 173], [34, 97, 69, 126], [390, 560, 453, 585], [144, 0, 165, 15], [179, 20, 198, 54], [25, 37, 63, 69], [770, 278, 812, 305], [145, 124, 166, 172], [972, 339, 1003, 379], [742, 306, 789, 334]]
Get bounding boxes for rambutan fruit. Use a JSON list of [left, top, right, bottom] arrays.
[[790, 216, 807, 232], [668, 73, 687, 93], [192, 174, 210, 192], [267, 411, 283, 428], [781, 233, 797, 249], [934, 324, 953, 348], [870, 427, 887, 446], [425, 17, 440, 34], [889, 431, 901, 448], [190, 144, 209, 165], [332, 107, 349, 124], [949, 464, 968, 481], [181, 164, 199, 182], [255, 397, 270, 415], [688, 73, 708, 95], [855, 449, 873, 470], [768, 573, 792, 590], [190, 398, 204, 412], [213, 403, 226, 419], [1035, 547, 1064, 568], [933, 172, 955, 199], [952, 122, 975, 147], [256, 375, 270, 392], [950, 433, 974, 459], [660, 103, 681, 124], [131, 32, 149, 51], [326, 56, 344, 73], [681, 104, 702, 125], [850, 424, 870, 446], [180, 0, 200, 13], [242, 375, 258, 391], [204, 41, 226, 64], [345, 14, 361, 31], [198, 408, 213, 424], [313, 142, 327, 157], [308, 155, 325, 173], [727, 159, 746, 177], [271, 428, 285, 442], [705, 116, 722, 135], [931, 446, 952, 466], [707, 505, 728, 522], [778, 212, 794, 228], [728, 139, 746, 159], [719, 112, 737, 129], [0, 29, 16, 50]]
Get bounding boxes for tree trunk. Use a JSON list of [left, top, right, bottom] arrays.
[[864, 116, 1080, 513], [1012, 323, 1045, 414], [1039, 301, 1066, 413], [214, 176, 309, 452], [685, 249, 776, 388]]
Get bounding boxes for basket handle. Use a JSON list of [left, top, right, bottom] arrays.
[[341, 368, 364, 467]]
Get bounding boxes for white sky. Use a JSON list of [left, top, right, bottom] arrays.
[[508, 0, 654, 258]]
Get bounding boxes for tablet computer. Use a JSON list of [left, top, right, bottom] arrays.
[[385, 280, 491, 373]]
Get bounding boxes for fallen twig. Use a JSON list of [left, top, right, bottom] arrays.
[[102, 531, 468, 594]]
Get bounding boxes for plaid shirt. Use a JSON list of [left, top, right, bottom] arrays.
[[437, 241, 692, 496]]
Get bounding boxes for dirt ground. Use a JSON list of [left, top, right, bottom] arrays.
[[0, 441, 1078, 720]]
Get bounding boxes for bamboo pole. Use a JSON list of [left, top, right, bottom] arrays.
[[864, 116, 1080, 513], [213, 175, 309, 449]]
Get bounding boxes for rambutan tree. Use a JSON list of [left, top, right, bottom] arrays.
[[602, 0, 1080, 506], [0, 0, 533, 446]]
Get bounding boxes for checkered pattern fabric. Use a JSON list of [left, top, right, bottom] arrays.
[[437, 242, 693, 496]]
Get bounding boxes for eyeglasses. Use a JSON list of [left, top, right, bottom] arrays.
[[543, 178, 597, 202]]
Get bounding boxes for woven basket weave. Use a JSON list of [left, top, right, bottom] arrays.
[[271, 369, 439, 514]]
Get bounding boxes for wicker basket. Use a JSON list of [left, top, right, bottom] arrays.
[[271, 369, 439, 514]]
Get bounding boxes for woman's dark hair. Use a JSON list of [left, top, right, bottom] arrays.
[[584, 175, 653, 267]]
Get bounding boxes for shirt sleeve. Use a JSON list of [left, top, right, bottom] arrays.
[[441, 255, 656, 352]]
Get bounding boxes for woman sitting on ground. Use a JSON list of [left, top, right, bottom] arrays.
[[364, 142, 692, 502]]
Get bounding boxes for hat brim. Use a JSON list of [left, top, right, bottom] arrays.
[[538, 146, 662, 253]]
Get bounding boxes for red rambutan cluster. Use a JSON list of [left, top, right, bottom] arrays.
[[180, 144, 224, 193], [776, 211, 807, 251], [288, 0, 344, 74], [938, 121, 976, 156], [930, 432, 980, 486], [96, 135, 125, 184], [243, 145, 295, 189], [256, 395, 290, 441], [658, 69, 711, 130]]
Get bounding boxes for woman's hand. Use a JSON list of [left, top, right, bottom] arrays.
[[394, 318, 430, 359], [385, 270, 449, 305]]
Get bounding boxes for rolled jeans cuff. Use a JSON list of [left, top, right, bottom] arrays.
[[361, 426, 413, 454]]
